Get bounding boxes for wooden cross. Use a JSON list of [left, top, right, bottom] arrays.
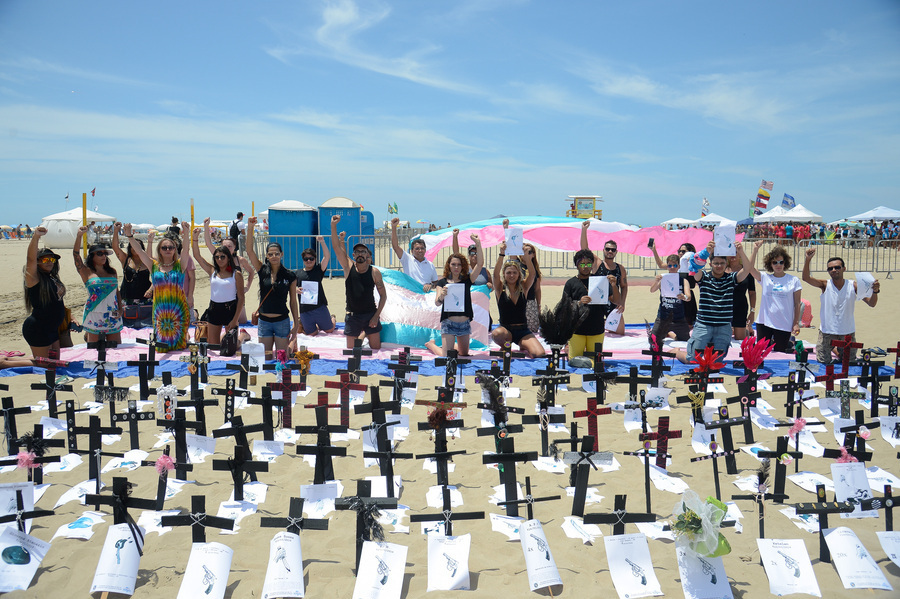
[[260, 496, 329, 534], [341, 339, 373, 381], [860, 484, 896, 532], [639, 416, 682, 470], [704, 405, 747, 475], [64, 399, 90, 453], [212, 444, 269, 502], [772, 370, 811, 419], [157, 408, 202, 480], [521, 389, 567, 457], [496, 475, 561, 521], [837, 409, 880, 456], [335, 479, 398, 570], [410, 484, 485, 536], [756, 436, 803, 504], [815, 362, 845, 394], [690, 434, 736, 502], [71, 415, 125, 509], [1, 396, 31, 456], [135, 331, 163, 379], [149, 371, 185, 422], [211, 378, 251, 424], [640, 340, 675, 388], [295, 405, 348, 485], [225, 354, 259, 391], [0, 489, 54, 533], [825, 379, 867, 419], [616, 366, 656, 408], [8, 423, 64, 485], [731, 484, 789, 539], [110, 398, 156, 450], [794, 484, 854, 562], [248, 387, 289, 441], [361, 408, 413, 498], [489, 342, 526, 377], [434, 349, 469, 391], [160, 495, 235, 543], [563, 436, 613, 517], [482, 436, 537, 518], [30, 369, 73, 419], [211, 415, 265, 483], [415, 399, 467, 488], [624, 389, 665, 434], [324, 373, 368, 428], [85, 333, 119, 387], [85, 476, 157, 555], [583, 494, 656, 536], [140, 445, 192, 509], [831, 335, 863, 375], [264, 364, 306, 428], [572, 395, 612, 452], [126, 353, 161, 403]]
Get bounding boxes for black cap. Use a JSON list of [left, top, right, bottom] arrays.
[[37, 247, 61, 260]]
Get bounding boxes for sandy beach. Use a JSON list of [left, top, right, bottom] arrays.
[[0, 237, 898, 598]]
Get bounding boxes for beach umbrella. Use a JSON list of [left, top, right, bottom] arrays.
[[0, 225, 12, 230], [845, 206, 900, 221]]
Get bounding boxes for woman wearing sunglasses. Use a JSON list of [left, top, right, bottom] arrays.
[[743, 241, 802, 352], [22, 227, 67, 358], [293, 235, 336, 339], [203, 217, 255, 324], [191, 227, 244, 345], [73, 226, 123, 344], [124, 222, 192, 351]]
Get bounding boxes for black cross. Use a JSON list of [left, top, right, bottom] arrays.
[[756, 436, 803, 504], [341, 339, 373, 381], [531, 360, 570, 409], [624, 389, 665, 434], [293, 346, 319, 394], [690, 433, 736, 502], [410, 484, 485, 536], [475, 394, 525, 442], [212, 444, 269, 502], [86, 333, 119, 387], [520, 389, 566, 457], [361, 406, 413, 498], [497, 475, 561, 521], [71, 415, 125, 510], [335, 479, 398, 570], [885, 386, 899, 417], [260, 496, 329, 534], [379, 366, 418, 411], [582, 365, 617, 417], [110, 398, 156, 450], [725, 374, 762, 444], [149, 371, 185, 423], [732, 483, 788, 539], [140, 445, 192, 510], [211, 415, 265, 482], [0, 489, 54, 533], [616, 366, 656, 409], [683, 369, 725, 399], [194, 339, 219, 384], [30, 369, 73, 419], [794, 484, 854, 563], [248, 387, 289, 441], [676, 388, 709, 426], [157, 408, 202, 480], [160, 495, 235, 543], [583, 494, 656, 536], [178, 343, 208, 401], [704, 405, 748, 475], [639, 416, 682, 470], [176, 390, 217, 438], [825, 379, 867, 419], [263, 361, 306, 428], [584, 340, 613, 371], [434, 349, 469, 391], [1, 396, 31, 456], [211, 378, 251, 424], [563, 436, 613, 517], [855, 350, 893, 417], [4, 423, 64, 485], [355, 384, 402, 421], [860, 484, 896, 532], [135, 331, 163, 379], [482, 436, 537, 518], [64, 399, 90, 453], [837, 409, 880, 456], [295, 405, 348, 485], [126, 353, 161, 403], [553, 423, 582, 488], [324, 373, 368, 428], [489, 342, 526, 377], [85, 476, 157, 555], [640, 339, 675, 388], [772, 370, 811, 419], [225, 354, 259, 391], [94, 372, 133, 428], [771, 417, 824, 474], [390, 346, 421, 368], [416, 399, 467, 488]]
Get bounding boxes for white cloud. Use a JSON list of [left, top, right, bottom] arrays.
[[0, 57, 154, 88]]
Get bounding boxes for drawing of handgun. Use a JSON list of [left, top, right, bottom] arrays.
[[376, 555, 390, 585], [274, 546, 290, 572], [698, 556, 717, 584], [625, 558, 647, 585], [530, 533, 550, 561], [202, 564, 216, 595], [777, 550, 800, 578], [443, 552, 459, 577]]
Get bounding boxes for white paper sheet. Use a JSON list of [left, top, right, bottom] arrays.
[[675, 546, 732, 599], [824, 526, 892, 590], [757, 537, 820, 597], [427, 533, 471, 591], [352, 541, 407, 599], [587, 275, 609, 304], [604, 533, 663, 598], [0, 528, 50, 593], [659, 272, 681, 298], [520, 519, 562, 591], [713, 224, 736, 256], [854, 272, 875, 300], [832, 462, 877, 518], [261, 531, 306, 598], [90, 523, 144, 595], [299, 280, 319, 305], [177, 542, 233, 599]]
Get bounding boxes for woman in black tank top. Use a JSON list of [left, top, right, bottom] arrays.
[[490, 240, 545, 357]]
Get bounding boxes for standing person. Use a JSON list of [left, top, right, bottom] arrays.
[[111, 223, 152, 327], [563, 248, 620, 367], [391, 217, 437, 291], [166, 217, 180, 239], [72, 226, 123, 344], [191, 228, 244, 345], [229, 212, 247, 256], [22, 227, 66, 358], [123, 222, 191, 352], [204, 217, 255, 323], [491, 242, 545, 357], [580, 224, 627, 335], [727, 253, 756, 340], [332, 215, 387, 349], [293, 235, 336, 339], [675, 241, 757, 364], [425, 234, 483, 357], [744, 242, 802, 353], [246, 216, 299, 357], [649, 254, 691, 343], [801, 249, 880, 364]]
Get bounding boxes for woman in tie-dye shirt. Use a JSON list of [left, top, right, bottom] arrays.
[[123, 222, 191, 351]]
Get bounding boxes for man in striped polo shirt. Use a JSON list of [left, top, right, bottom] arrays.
[[676, 240, 757, 364]]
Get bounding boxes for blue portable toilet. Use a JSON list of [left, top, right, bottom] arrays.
[[266, 200, 317, 271], [318, 197, 375, 276]]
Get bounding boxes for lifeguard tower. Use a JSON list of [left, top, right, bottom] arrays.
[[565, 195, 603, 219]]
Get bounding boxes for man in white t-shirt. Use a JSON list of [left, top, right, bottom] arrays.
[[801, 248, 880, 364], [391, 217, 438, 291]]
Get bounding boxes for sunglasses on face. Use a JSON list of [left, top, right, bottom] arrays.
[[578, 262, 593, 268], [772, 260, 785, 265], [303, 257, 315, 262], [215, 254, 229, 260], [827, 265, 842, 271], [38, 256, 57, 264], [667, 264, 678, 268], [604, 248, 617, 253], [677, 249, 686, 254], [160, 246, 176, 251]]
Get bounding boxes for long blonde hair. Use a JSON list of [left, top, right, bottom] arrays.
[[502, 260, 526, 300]]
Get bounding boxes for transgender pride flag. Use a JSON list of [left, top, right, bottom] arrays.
[[377, 269, 491, 350]]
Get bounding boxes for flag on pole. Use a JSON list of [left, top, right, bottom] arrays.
[[392, 202, 398, 213], [387, 203, 395, 214], [760, 180, 774, 191], [91, 188, 96, 197], [700, 197, 710, 217], [65, 193, 69, 200], [781, 193, 795, 209]]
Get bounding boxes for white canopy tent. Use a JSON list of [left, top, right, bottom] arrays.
[[39, 207, 116, 249], [753, 205, 790, 223], [846, 206, 900, 221], [782, 204, 822, 222], [660, 217, 697, 227], [698, 213, 731, 225]]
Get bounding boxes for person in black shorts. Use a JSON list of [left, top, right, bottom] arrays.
[[491, 241, 545, 357], [22, 227, 67, 358], [293, 235, 336, 340]]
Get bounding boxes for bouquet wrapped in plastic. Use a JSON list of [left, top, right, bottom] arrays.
[[672, 490, 731, 557]]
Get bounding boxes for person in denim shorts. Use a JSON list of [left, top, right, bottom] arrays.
[[425, 234, 484, 357]]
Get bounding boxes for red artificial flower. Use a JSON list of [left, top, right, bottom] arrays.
[[691, 346, 725, 373], [740, 336, 775, 372]]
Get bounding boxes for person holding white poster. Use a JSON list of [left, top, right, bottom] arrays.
[[491, 241, 545, 357], [801, 248, 880, 364], [293, 235, 336, 339], [426, 234, 484, 357], [580, 221, 627, 335], [563, 248, 620, 366], [744, 242, 802, 353], [713, 224, 736, 257], [649, 254, 691, 342]]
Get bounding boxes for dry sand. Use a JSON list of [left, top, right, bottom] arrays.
[[0, 238, 898, 598]]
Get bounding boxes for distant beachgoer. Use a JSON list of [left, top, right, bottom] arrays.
[[247, 216, 299, 356], [203, 217, 254, 324], [73, 226, 123, 343], [581, 224, 627, 335], [292, 235, 336, 340], [167, 217, 180, 239], [743, 242, 802, 353], [124, 222, 191, 351], [425, 234, 483, 357], [230, 212, 247, 256], [22, 227, 67, 358], [332, 214, 386, 349], [391, 217, 438, 291], [491, 240, 545, 357]]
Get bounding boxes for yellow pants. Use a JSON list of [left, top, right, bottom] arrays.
[[568, 333, 605, 361]]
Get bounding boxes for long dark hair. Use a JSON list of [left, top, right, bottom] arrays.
[[23, 260, 64, 311], [125, 238, 145, 270], [212, 245, 234, 275], [87, 245, 117, 277]]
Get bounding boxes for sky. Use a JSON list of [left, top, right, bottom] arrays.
[[1, 1, 899, 228]]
